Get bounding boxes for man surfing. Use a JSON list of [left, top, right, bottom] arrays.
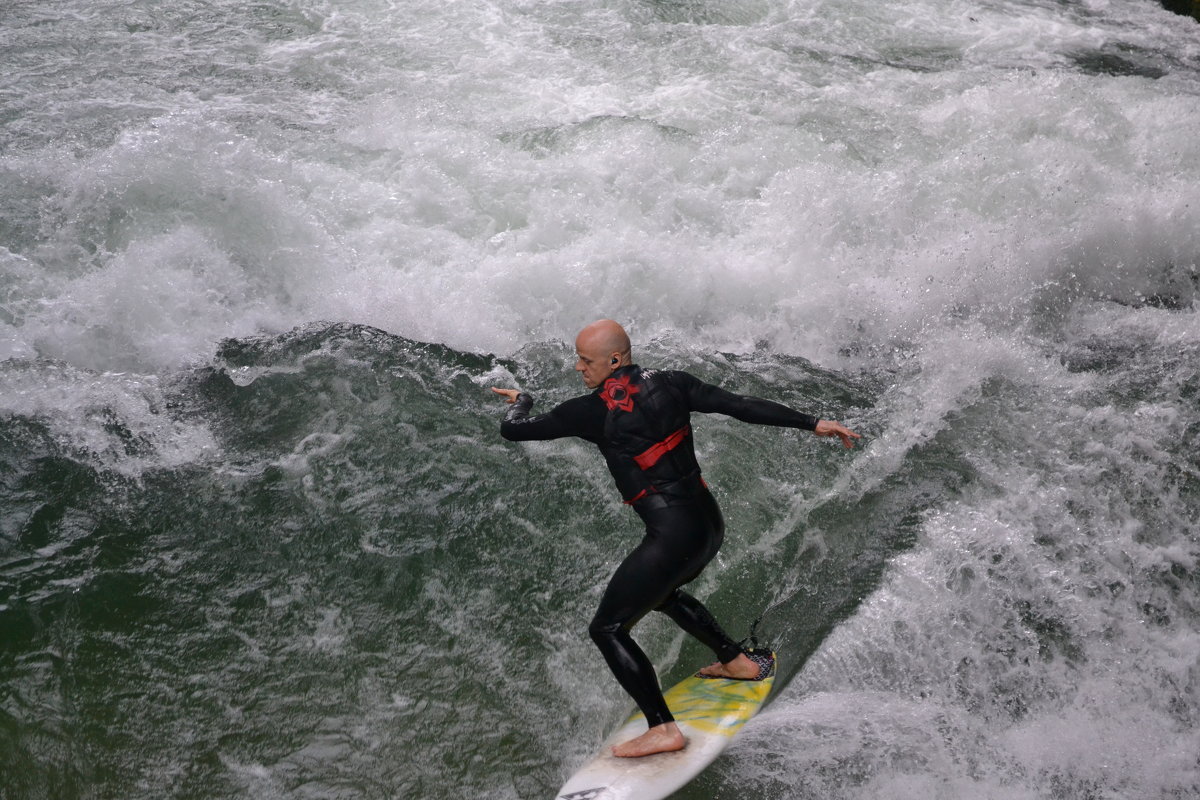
[[491, 319, 859, 758]]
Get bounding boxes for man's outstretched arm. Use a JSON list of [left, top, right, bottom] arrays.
[[490, 387, 578, 442], [670, 372, 861, 449]]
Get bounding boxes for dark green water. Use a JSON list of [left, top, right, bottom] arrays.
[[1, 322, 922, 798], [4, 0, 1200, 795], [5, 314, 1200, 798]]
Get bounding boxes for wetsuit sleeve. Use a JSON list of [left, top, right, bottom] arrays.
[[669, 371, 819, 431], [499, 393, 592, 441]]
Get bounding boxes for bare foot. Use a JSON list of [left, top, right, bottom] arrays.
[[612, 722, 686, 758], [697, 652, 760, 679]]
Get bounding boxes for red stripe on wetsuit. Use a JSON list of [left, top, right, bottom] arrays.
[[633, 424, 690, 470], [623, 425, 694, 504]]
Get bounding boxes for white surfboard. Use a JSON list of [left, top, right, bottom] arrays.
[[554, 652, 775, 800]]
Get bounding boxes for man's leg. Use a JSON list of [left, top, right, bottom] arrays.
[[589, 519, 723, 757], [651, 490, 762, 679], [657, 588, 761, 679], [588, 537, 677, 730], [657, 587, 739, 657], [591, 492, 760, 754], [656, 588, 742, 662]]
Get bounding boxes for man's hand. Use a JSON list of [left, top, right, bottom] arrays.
[[491, 387, 521, 404], [814, 419, 861, 449]]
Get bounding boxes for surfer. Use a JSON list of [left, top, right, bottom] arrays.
[[491, 319, 859, 758]]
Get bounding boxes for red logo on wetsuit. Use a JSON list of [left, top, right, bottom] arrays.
[[599, 374, 640, 412]]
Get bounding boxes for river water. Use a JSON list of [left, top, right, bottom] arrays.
[[2, 0, 1199, 797]]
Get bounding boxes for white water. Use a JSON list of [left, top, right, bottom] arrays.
[[3, 0, 1197, 370], [3, 0, 1199, 796], [735, 312, 1200, 797]]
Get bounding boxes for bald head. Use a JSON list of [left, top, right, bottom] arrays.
[[574, 319, 632, 389], [577, 319, 631, 359]]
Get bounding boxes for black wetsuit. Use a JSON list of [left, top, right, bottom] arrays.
[[500, 364, 818, 727]]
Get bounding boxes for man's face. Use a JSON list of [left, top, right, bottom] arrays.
[[574, 335, 616, 389]]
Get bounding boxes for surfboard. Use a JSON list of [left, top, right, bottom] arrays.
[[554, 651, 775, 800]]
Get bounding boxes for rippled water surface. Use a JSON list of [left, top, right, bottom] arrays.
[[2, 0, 1199, 797]]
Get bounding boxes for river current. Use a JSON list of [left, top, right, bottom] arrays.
[[2, 0, 1199, 797]]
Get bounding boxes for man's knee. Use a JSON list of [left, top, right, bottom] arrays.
[[588, 616, 622, 646], [654, 589, 682, 613]]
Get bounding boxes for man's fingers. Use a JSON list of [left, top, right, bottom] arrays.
[[816, 421, 861, 449], [490, 387, 520, 403]]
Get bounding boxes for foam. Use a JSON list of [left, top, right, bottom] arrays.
[[726, 320, 1200, 796], [0, 361, 216, 475], [2, 1, 1199, 793], [2, 0, 1197, 374]]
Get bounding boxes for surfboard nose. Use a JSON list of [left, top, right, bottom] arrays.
[[557, 788, 613, 800]]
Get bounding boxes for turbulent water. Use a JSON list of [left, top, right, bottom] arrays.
[[3, 0, 1200, 797]]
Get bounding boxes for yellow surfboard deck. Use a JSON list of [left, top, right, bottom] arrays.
[[555, 654, 775, 800]]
